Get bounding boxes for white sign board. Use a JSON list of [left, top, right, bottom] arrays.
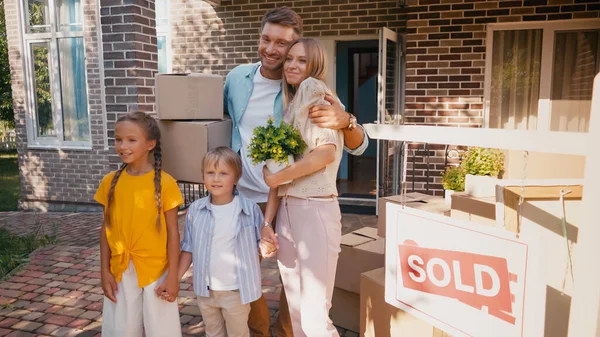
[[385, 205, 538, 337]]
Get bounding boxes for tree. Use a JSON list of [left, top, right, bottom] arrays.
[[0, 0, 15, 128]]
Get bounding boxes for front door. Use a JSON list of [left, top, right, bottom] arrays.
[[336, 40, 378, 202]]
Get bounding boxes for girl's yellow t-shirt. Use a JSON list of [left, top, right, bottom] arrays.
[[94, 169, 183, 287]]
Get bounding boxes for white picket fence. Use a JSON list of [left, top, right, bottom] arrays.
[[0, 136, 16, 150]]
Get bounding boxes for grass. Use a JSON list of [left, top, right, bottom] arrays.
[[0, 150, 19, 211], [0, 227, 56, 279]]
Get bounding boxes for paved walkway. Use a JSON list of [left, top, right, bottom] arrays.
[[0, 211, 376, 337]]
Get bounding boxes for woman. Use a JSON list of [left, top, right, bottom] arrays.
[[261, 38, 344, 337]]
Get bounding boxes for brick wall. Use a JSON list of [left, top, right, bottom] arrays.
[[4, 0, 110, 211], [169, 0, 406, 75], [100, 0, 159, 170], [404, 0, 600, 194]]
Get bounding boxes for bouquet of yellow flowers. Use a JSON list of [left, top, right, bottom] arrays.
[[247, 118, 307, 174]]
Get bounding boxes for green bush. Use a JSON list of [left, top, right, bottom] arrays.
[[0, 227, 56, 278], [441, 166, 465, 191], [461, 147, 505, 177], [247, 117, 307, 165]]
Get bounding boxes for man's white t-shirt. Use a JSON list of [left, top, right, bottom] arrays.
[[208, 196, 240, 290], [237, 67, 282, 204]]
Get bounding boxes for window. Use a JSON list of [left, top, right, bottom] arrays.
[[485, 19, 600, 132], [20, 0, 90, 148], [156, 0, 170, 73]]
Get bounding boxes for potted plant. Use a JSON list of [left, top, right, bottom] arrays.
[[460, 147, 504, 197], [247, 118, 307, 184], [441, 166, 465, 205]]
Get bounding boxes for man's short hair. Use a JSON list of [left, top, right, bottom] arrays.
[[261, 6, 303, 38]]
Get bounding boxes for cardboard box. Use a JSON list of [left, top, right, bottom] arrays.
[[330, 287, 360, 333], [156, 73, 224, 120], [498, 184, 583, 337], [450, 192, 496, 226], [158, 120, 232, 184], [503, 150, 586, 180], [335, 227, 384, 294], [360, 267, 436, 337], [378, 192, 449, 238]]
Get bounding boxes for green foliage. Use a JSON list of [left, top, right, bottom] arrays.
[[247, 118, 307, 165], [441, 166, 465, 191], [461, 147, 505, 177], [0, 0, 52, 130], [0, 226, 57, 279], [0, 150, 18, 211], [0, 0, 14, 127]]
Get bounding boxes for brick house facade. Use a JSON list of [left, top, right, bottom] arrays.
[[3, 0, 599, 209]]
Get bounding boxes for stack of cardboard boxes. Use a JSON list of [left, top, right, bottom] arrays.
[[155, 73, 232, 183], [330, 192, 450, 336]]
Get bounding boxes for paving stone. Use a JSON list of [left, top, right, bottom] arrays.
[[49, 327, 80, 336], [19, 293, 37, 301], [78, 311, 100, 320], [53, 290, 69, 297], [45, 306, 64, 314], [43, 288, 60, 295], [5, 309, 31, 318], [24, 302, 52, 312], [0, 297, 15, 306], [11, 300, 31, 309], [53, 263, 73, 269], [44, 297, 70, 306], [45, 282, 64, 289], [0, 318, 19, 328], [83, 294, 102, 302], [57, 308, 85, 318], [63, 299, 91, 309], [35, 323, 60, 334], [82, 321, 102, 332], [25, 278, 48, 286], [33, 295, 50, 302], [44, 315, 75, 326], [10, 320, 43, 331], [5, 331, 36, 337], [0, 290, 21, 298], [40, 274, 58, 280], [21, 312, 45, 321], [19, 285, 39, 292], [85, 303, 102, 311]]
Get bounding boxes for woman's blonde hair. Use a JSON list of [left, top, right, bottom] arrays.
[[282, 38, 329, 107], [202, 146, 243, 182]]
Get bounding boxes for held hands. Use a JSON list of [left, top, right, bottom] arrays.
[[155, 276, 179, 303], [260, 225, 279, 258], [309, 95, 351, 130], [101, 268, 118, 303]]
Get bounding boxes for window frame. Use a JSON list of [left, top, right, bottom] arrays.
[[155, 0, 171, 74], [18, 0, 91, 149], [484, 18, 600, 132]]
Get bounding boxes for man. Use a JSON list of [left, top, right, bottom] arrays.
[[223, 7, 369, 336]]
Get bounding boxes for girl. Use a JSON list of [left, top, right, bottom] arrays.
[[178, 147, 268, 337], [95, 111, 183, 337], [261, 38, 344, 337]]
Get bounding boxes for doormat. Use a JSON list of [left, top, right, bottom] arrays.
[[339, 193, 376, 199], [340, 204, 376, 215]]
